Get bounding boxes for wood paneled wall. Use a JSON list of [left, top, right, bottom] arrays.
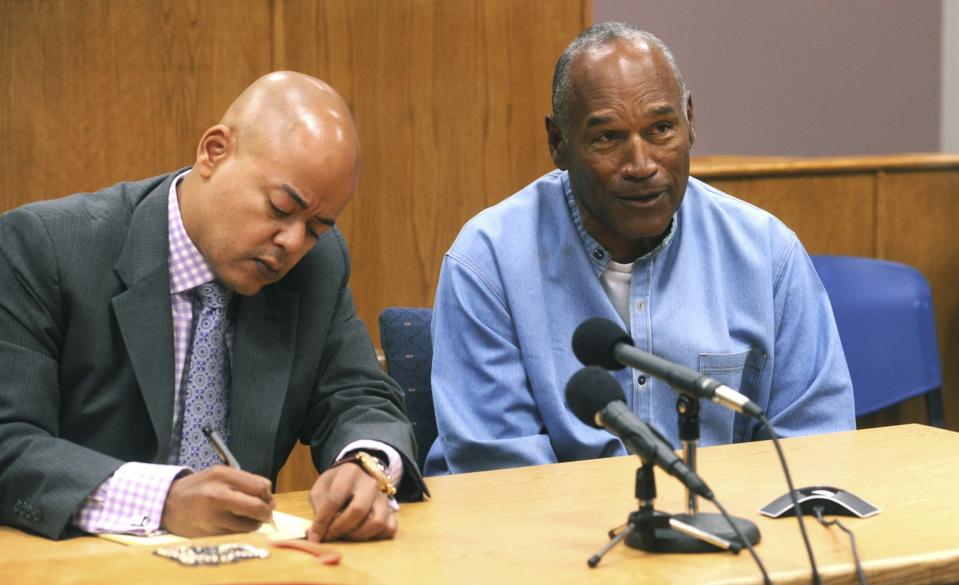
[[272, 0, 590, 339], [0, 0, 589, 491], [0, 0, 274, 209], [694, 155, 959, 435]]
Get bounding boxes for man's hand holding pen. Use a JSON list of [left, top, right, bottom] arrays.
[[160, 466, 277, 537], [159, 426, 276, 537]]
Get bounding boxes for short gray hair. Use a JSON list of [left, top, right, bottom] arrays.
[[551, 22, 689, 135]]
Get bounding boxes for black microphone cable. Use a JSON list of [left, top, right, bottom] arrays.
[[709, 496, 772, 585], [757, 414, 821, 585], [812, 504, 867, 585]]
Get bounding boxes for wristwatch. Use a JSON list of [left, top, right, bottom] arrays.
[[334, 450, 398, 498]]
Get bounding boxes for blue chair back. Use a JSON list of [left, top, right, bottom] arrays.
[[379, 307, 436, 469], [811, 255, 944, 426]]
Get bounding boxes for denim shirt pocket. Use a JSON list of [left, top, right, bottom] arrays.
[[698, 348, 767, 442]]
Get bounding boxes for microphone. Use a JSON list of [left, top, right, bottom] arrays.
[[565, 366, 714, 500], [572, 318, 764, 418]]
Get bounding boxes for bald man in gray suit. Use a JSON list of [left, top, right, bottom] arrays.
[[0, 72, 425, 541]]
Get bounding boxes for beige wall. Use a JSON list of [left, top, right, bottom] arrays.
[[943, 0, 959, 152], [594, 0, 942, 157]]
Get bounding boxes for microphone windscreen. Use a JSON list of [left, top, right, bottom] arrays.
[[572, 317, 633, 370], [564, 366, 627, 428]]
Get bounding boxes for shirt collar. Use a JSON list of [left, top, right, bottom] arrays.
[[168, 170, 216, 294], [560, 170, 679, 275]]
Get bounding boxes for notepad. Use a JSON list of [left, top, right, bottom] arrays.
[[98, 511, 313, 546]]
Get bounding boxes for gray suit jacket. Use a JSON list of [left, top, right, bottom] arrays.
[[0, 171, 425, 539]]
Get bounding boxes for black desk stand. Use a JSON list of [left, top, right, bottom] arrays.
[[587, 396, 761, 567], [668, 395, 760, 552], [588, 462, 740, 567]]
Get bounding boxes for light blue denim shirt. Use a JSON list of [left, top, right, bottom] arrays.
[[425, 170, 854, 474]]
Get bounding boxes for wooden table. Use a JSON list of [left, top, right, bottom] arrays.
[[3, 424, 958, 584]]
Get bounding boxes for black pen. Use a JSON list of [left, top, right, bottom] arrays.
[[202, 425, 277, 530]]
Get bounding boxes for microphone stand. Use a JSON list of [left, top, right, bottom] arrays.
[[670, 395, 761, 551], [588, 461, 742, 568]]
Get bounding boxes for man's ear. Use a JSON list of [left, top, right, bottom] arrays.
[[545, 115, 568, 170], [193, 124, 233, 179], [685, 95, 696, 147]]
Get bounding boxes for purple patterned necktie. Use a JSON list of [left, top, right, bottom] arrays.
[[177, 281, 232, 470]]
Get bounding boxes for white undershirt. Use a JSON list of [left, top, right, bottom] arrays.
[[600, 260, 635, 332]]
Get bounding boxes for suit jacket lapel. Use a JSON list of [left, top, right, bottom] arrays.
[[111, 174, 178, 463], [229, 286, 299, 476]]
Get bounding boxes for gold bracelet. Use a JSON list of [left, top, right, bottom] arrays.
[[333, 450, 397, 497]]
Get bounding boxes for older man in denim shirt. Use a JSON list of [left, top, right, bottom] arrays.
[[426, 23, 854, 475]]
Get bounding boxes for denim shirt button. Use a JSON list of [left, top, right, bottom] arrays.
[[637, 375, 647, 386], [592, 248, 605, 260]]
